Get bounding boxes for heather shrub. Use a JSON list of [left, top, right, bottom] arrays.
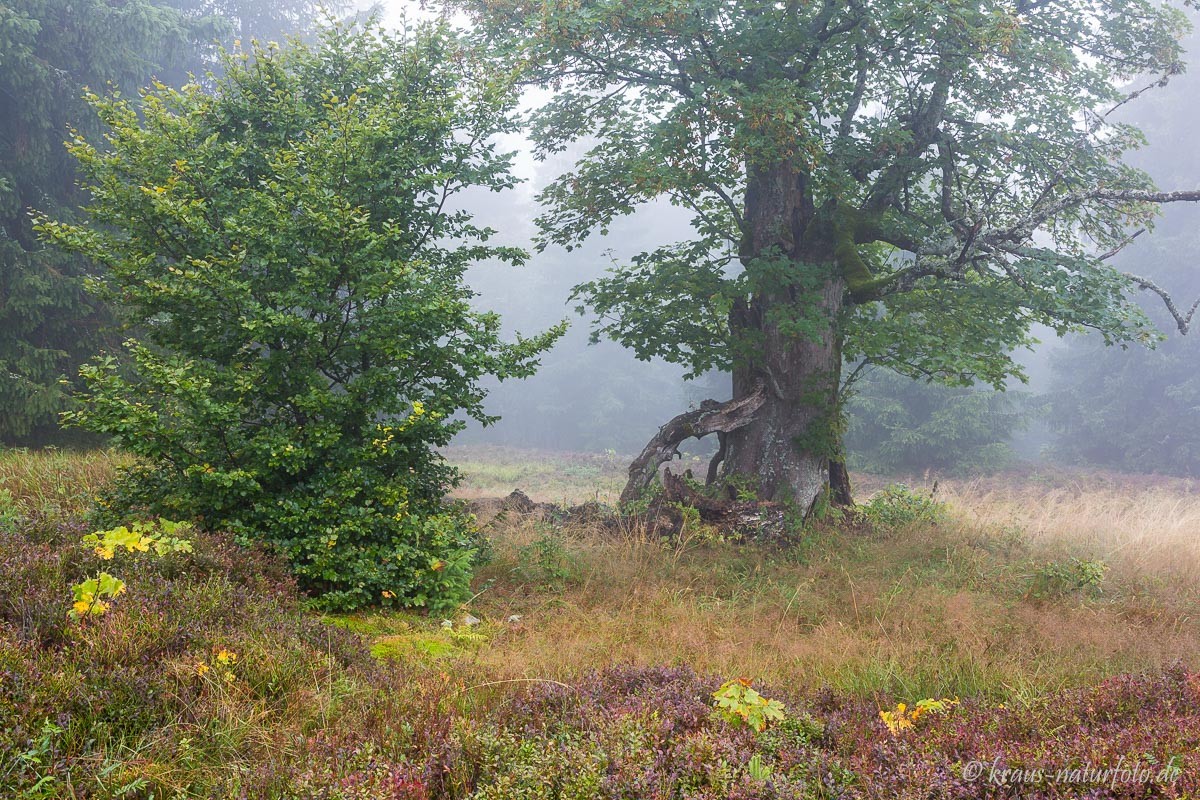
[[0, 517, 376, 797], [287, 743, 430, 800], [460, 723, 607, 800], [7, 448, 1200, 798]]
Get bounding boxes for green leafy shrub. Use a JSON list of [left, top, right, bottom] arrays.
[[859, 484, 945, 531], [515, 532, 578, 592], [711, 679, 786, 732], [69, 519, 193, 618], [756, 712, 824, 751], [39, 23, 563, 611], [1029, 557, 1110, 599]]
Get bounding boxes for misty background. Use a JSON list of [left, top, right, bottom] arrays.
[[5, 0, 1199, 476]]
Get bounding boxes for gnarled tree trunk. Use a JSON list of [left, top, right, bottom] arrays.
[[619, 383, 766, 506], [721, 285, 845, 511], [620, 158, 854, 516], [723, 159, 851, 513]]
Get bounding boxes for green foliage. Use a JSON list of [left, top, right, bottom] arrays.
[[0, 488, 17, 532], [846, 367, 1030, 474], [69, 519, 192, 618], [163, 0, 336, 78], [0, 0, 319, 445], [463, 724, 608, 800], [500, 0, 1190, 373], [1029, 557, 1109, 599], [40, 22, 564, 611], [83, 519, 194, 559], [463, 0, 1197, 495], [859, 485, 945, 531], [68, 572, 126, 619], [722, 473, 759, 503], [711, 679, 786, 732], [0, 0, 205, 444], [9, 719, 64, 799], [515, 532, 578, 592], [745, 753, 773, 782], [757, 712, 825, 751]]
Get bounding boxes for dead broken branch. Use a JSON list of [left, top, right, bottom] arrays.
[[619, 383, 767, 507]]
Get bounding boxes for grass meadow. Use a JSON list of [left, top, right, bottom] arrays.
[[4, 446, 1200, 798]]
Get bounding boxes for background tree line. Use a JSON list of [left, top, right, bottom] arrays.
[[0, 0, 329, 444]]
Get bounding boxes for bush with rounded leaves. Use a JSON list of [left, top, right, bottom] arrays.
[[39, 22, 563, 611]]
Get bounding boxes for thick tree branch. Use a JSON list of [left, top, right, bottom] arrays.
[[619, 383, 767, 506], [1125, 273, 1200, 335], [862, 62, 953, 214]]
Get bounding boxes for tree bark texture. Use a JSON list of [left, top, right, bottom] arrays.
[[719, 159, 848, 513], [619, 383, 767, 506], [620, 160, 852, 516]]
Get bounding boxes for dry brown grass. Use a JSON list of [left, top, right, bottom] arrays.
[[8, 444, 1200, 703], [452, 463, 1200, 702], [0, 447, 127, 516], [940, 475, 1200, 590]]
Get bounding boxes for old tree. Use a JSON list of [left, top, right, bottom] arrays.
[[463, 0, 1200, 512]]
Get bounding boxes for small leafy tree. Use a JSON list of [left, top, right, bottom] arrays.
[[39, 22, 563, 611]]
